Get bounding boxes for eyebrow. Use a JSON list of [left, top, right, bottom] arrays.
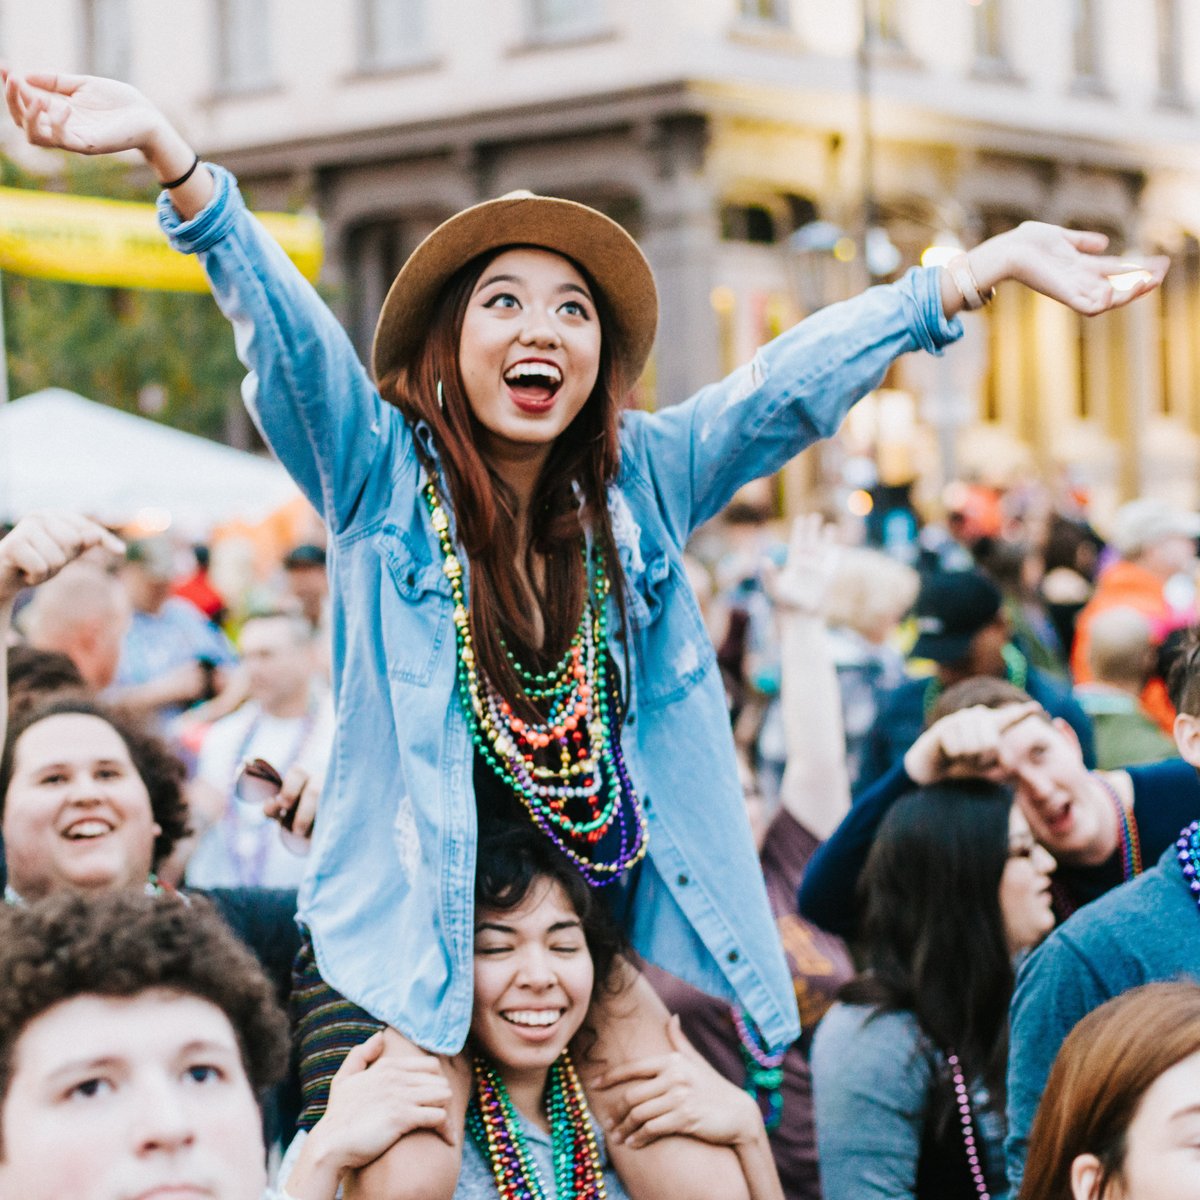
[[1171, 1103, 1200, 1123], [33, 758, 125, 774], [474, 918, 583, 935], [475, 273, 593, 301]]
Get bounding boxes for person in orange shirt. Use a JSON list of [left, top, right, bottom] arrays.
[[1071, 498, 1200, 732]]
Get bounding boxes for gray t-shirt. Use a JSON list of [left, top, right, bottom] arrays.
[[456, 1106, 630, 1200], [812, 1003, 1006, 1200], [1006, 844, 1200, 1192]]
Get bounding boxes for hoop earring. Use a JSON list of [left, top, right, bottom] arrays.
[[436, 379, 445, 411]]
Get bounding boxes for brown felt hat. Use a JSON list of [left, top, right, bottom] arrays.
[[371, 191, 658, 393]]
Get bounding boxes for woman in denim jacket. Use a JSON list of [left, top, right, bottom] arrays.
[[1, 67, 1166, 1200]]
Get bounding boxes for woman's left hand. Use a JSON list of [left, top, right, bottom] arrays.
[[595, 1015, 764, 1150], [960, 222, 1168, 317]]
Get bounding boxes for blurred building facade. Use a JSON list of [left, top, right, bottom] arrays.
[[5, 0, 1200, 518]]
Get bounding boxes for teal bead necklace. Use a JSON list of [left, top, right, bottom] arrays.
[[467, 1052, 608, 1199], [424, 482, 648, 886]]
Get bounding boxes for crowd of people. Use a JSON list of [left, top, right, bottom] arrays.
[[0, 63, 1198, 1200]]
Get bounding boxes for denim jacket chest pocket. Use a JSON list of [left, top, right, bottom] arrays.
[[626, 550, 715, 709], [375, 526, 452, 686]]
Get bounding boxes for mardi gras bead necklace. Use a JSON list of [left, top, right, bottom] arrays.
[[424, 482, 648, 886], [730, 1005, 786, 1132], [1175, 821, 1200, 912], [467, 1052, 608, 1200], [1050, 774, 1142, 921], [946, 1052, 991, 1200]]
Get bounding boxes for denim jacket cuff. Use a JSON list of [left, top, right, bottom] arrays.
[[906, 265, 964, 355], [157, 163, 242, 255]]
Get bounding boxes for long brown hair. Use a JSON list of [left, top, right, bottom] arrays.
[[1020, 981, 1200, 1200], [379, 246, 628, 715]]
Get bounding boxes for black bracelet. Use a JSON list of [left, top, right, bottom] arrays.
[[161, 153, 200, 190]]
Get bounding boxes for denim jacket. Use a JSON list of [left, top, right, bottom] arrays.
[[160, 167, 962, 1053]]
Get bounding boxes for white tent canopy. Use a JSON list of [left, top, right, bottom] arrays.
[[0, 388, 299, 531]]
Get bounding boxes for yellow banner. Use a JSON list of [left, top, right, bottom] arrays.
[[0, 186, 323, 291]]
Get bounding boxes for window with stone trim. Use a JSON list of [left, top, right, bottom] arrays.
[[1070, 0, 1102, 85], [529, 0, 604, 38], [971, 0, 1008, 66], [80, 0, 131, 80], [738, 0, 789, 25], [1156, 0, 1185, 102], [358, 0, 427, 69], [214, 0, 272, 93], [866, 0, 904, 48]]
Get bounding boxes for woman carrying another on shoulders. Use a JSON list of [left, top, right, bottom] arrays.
[[0, 67, 1165, 1200], [812, 779, 1057, 1199]]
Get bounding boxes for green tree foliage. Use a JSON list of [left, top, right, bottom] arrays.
[[1, 154, 251, 443]]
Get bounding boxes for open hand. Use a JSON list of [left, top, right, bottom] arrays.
[[764, 513, 841, 616], [1, 68, 170, 157], [0, 511, 123, 605], [972, 222, 1168, 316], [595, 1015, 763, 1150]]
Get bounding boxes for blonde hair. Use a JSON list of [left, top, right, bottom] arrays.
[[823, 548, 920, 641]]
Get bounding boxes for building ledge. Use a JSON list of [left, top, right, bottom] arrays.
[[343, 56, 445, 83]]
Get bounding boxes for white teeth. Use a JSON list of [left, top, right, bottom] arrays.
[[504, 363, 562, 386], [502, 1009, 563, 1028], [65, 820, 112, 840]]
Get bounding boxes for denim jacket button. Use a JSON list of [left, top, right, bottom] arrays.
[[727, 949, 740, 963], [626, 712, 637, 727], [677, 873, 689, 886]]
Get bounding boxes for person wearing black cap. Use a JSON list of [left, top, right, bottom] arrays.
[[283, 544, 329, 633], [854, 569, 1095, 794]]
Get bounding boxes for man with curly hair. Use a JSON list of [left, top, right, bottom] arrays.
[[0, 890, 451, 1200]]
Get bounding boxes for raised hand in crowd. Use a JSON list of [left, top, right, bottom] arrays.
[[283, 1032, 453, 1200], [0, 511, 123, 747], [597, 1015, 785, 1200], [902, 700, 1043, 787], [768, 513, 854, 841]]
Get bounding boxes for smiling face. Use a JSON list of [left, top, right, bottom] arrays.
[[471, 877, 594, 1084], [999, 806, 1057, 955], [999, 714, 1107, 865], [2, 714, 160, 900], [0, 989, 265, 1200], [457, 247, 602, 467]]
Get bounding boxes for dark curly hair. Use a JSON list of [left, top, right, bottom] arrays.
[[0, 697, 190, 868], [474, 824, 627, 1008], [0, 890, 290, 1113], [5, 645, 87, 718]]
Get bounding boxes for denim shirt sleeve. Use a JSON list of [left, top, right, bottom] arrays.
[[157, 165, 401, 534], [620, 267, 962, 545]]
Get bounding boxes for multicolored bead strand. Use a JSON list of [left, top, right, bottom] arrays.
[[1096, 774, 1143, 879], [946, 1052, 991, 1200], [467, 1052, 608, 1200], [424, 481, 648, 886], [731, 1005, 786, 1132], [1175, 820, 1200, 911], [1051, 773, 1143, 921]]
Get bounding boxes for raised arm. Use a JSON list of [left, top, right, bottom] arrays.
[[771, 515, 851, 842], [2, 69, 403, 535], [621, 227, 1166, 546], [0, 513, 124, 755]]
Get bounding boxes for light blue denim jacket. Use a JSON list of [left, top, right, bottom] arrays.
[[159, 166, 962, 1054]]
